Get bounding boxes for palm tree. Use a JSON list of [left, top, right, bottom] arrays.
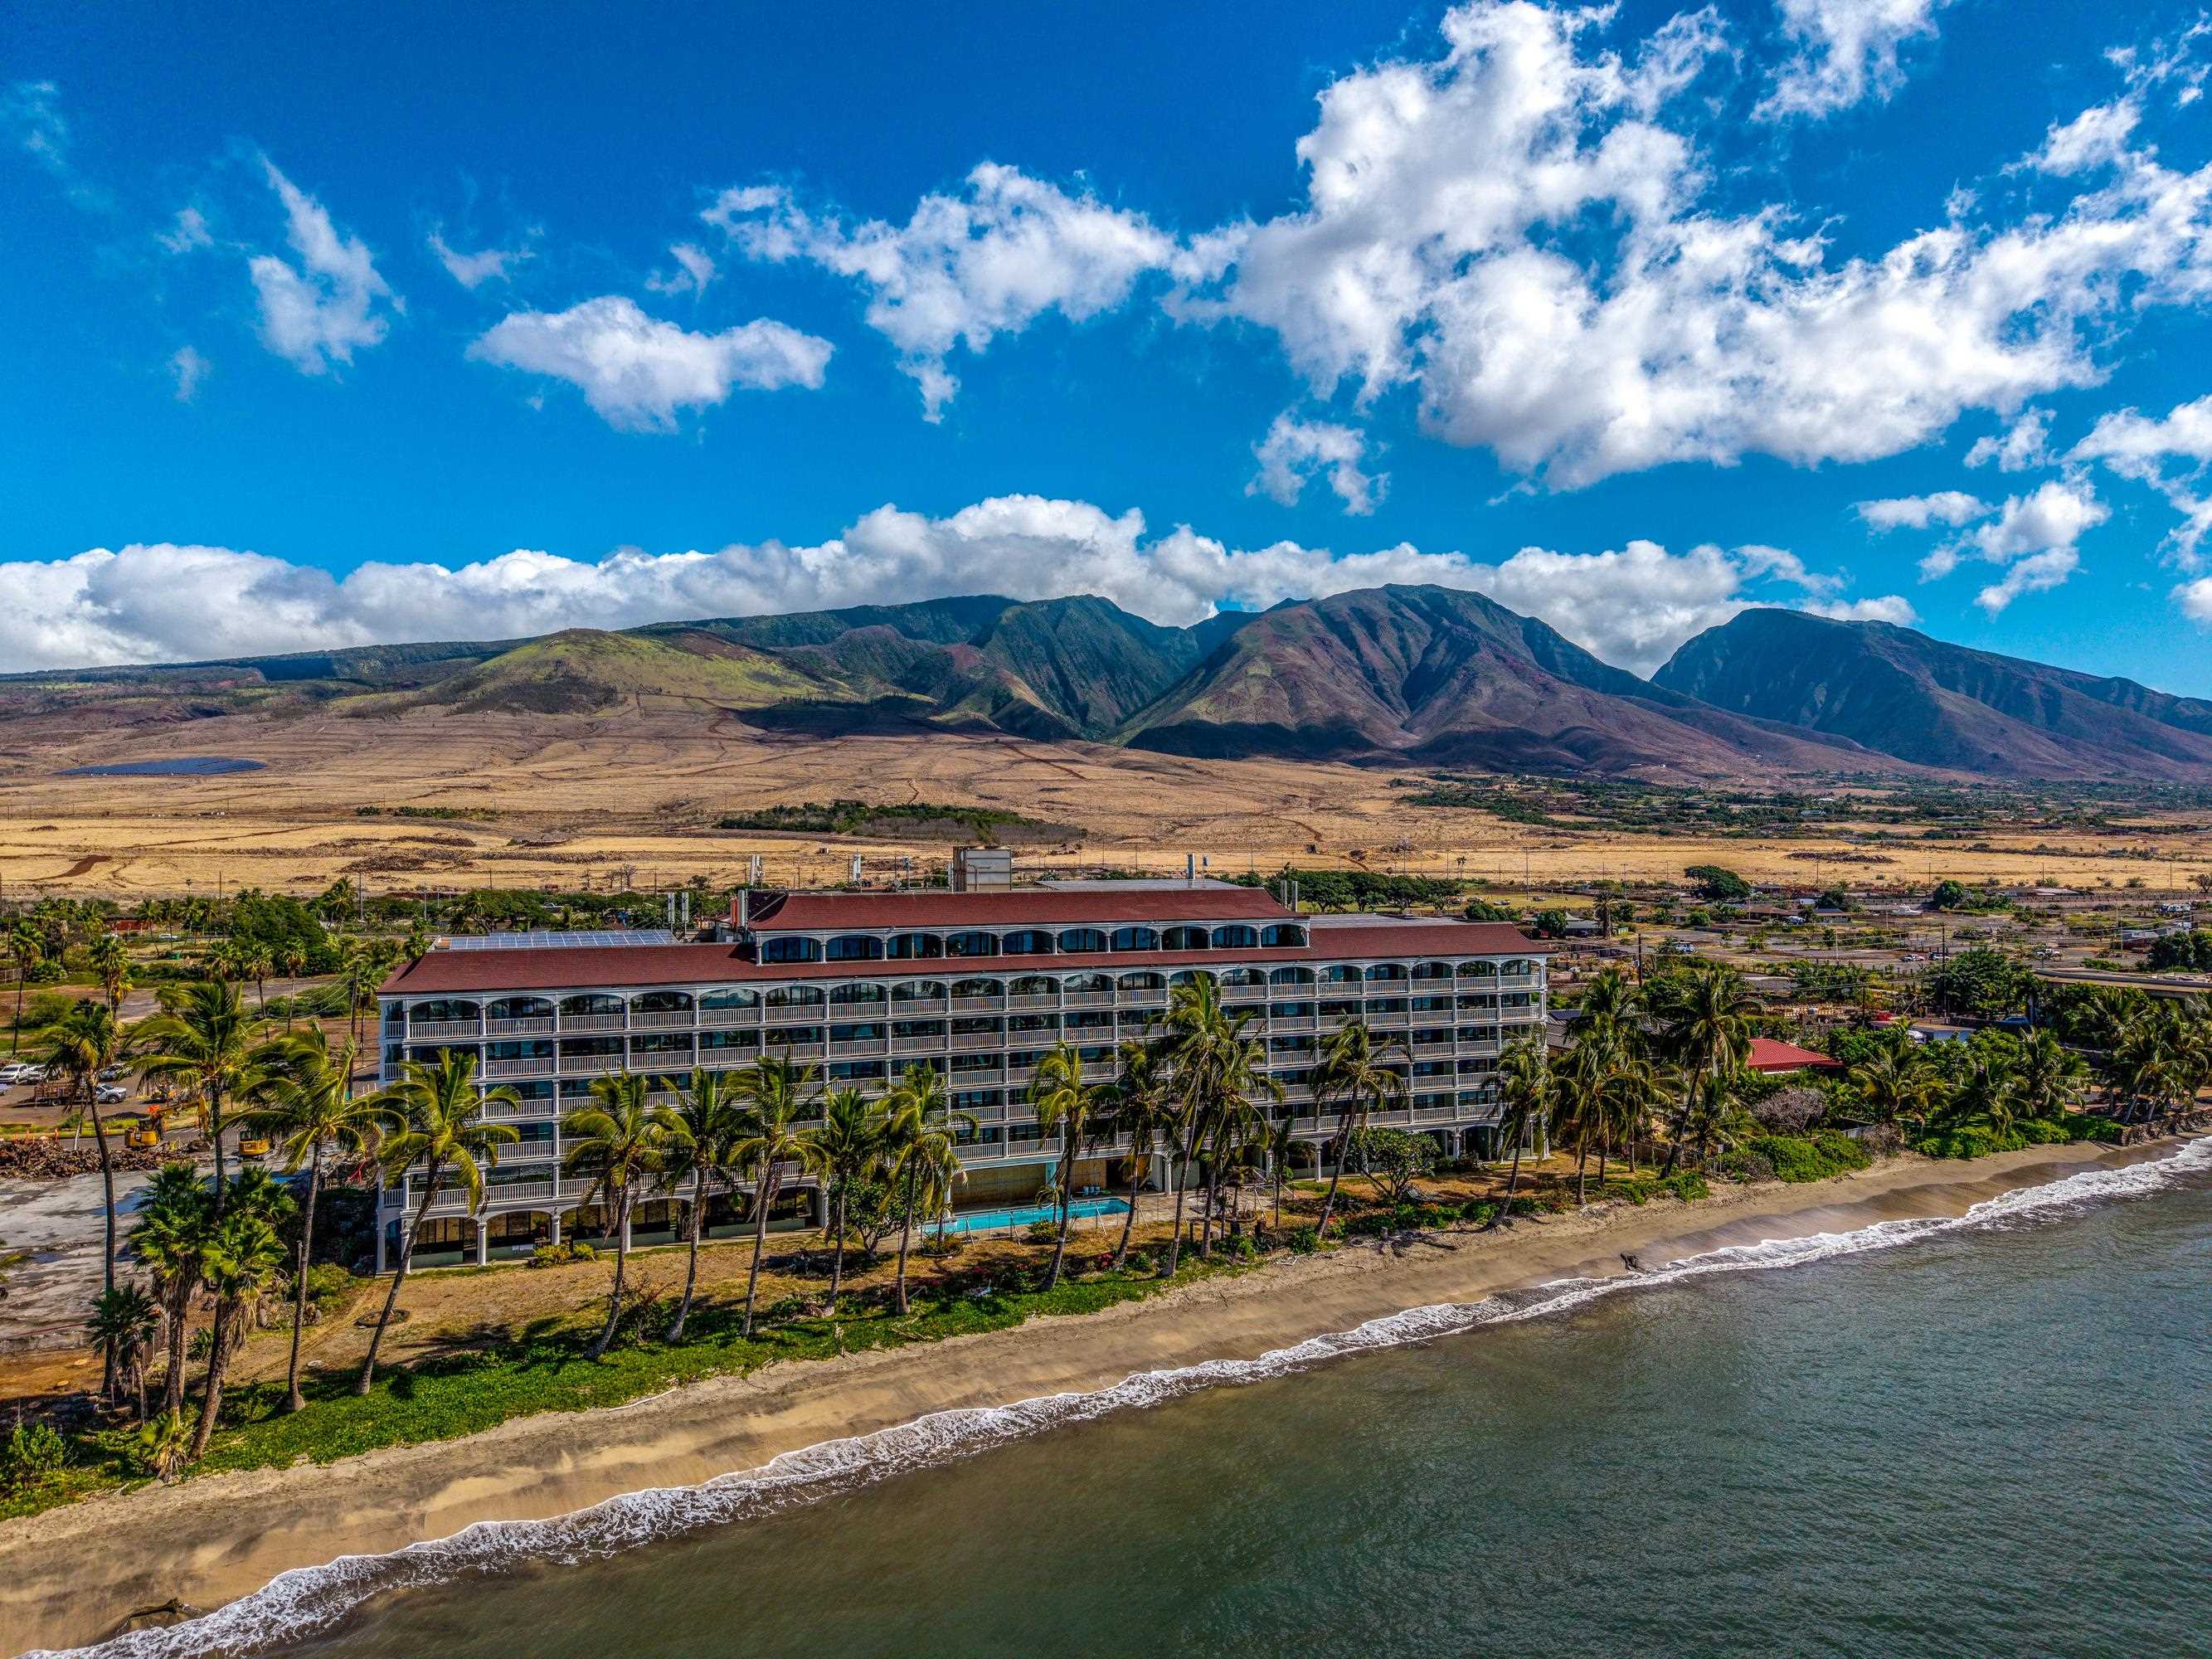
[[40, 1003, 124, 1312], [135, 1410, 193, 1483], [1029, 1043, 1103, 1290], [563, 1073, 673, 1359], [1849, 1034, 1940, 1131], [657, 1068, 746, 1341], [1943, 1056, 2020, 1142], [732, 1056, 818, 1336], [237, 1028, 386, 1411], [88, 1284, 159, 1418], [1650, 964, 1759, 1175], [7, 919, 42, 1055], [134, 979, 268, 1209], [2013, 1029, 2088, 1122], [1101, 1040, 1171, 1267], [801, 1087, 886, 1317], [1484, 1034, 1551, 1230], [128, 1163, 216, 1422], [882, 1063, 973, 1315], [1158, 981, 1279, 1262], [357, 1052, 520, 1394], [236, 939, 273, 1016], [187, 1176, 294, 1460], [1310, 1018, 1408, 1240], [89, 932, 132, 1014], [277, 941, 309, 1028], [339, 942, 386, 1048]]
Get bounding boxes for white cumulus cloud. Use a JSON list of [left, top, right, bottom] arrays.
[[0, 504, 1894, 678], [1965, 407, 2054, 472], [2072, 394, 2212, 566], [1906, 478, 2108, 609], [1247, 413, 1386, 513], [1854, 490, 1991, 530], [2176, 575, 2212, 625], [467, 296, 833, 431], [1757, 0, 1949, 121], [248, 161, 399, 374]]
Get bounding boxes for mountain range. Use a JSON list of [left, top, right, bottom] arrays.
[[6, 586, 2211, 785]]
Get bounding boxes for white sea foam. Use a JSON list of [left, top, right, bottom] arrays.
[[33, 1136, 2210, 1659]]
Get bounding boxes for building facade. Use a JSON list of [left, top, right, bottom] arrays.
[[373, 883, 1548, 1267]]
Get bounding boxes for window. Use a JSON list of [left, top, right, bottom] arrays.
[[1009, 975, 1057, 997], [1268, 966, 1315, 986], [1169, 969, 1214, 987], [1365, 962, 1407, 982], [633, 990, 693, 1013], [700, 988, 759, 1012], [1063, 971, 1111, 993], [1320, 965, 1362, 985], [562, 994, 624, 1017], [760, 936, 821, 964], [1411, 961, 1454, 980], [1163, 925, 1208, 951], [950, 1016, 1004, 1036], [1116, 970, 1165, 990], [487, 996, 552, 1020], [826, 934, 885, 961], [1261, 922, 1308, 947], [892, 1019, 946, 1040], [1009, 1012, 1059, 1034], [701, 1028, 761, 1051], [1458, 960, 1499, 979], [828, 1060, 886, 1082], [887, 932, 944, 959], [1002, 929, 1053, 956], [1057, 927, 1108, 954], [829, 982, 887, 1005], [946, 930, 999, 958], [1220, 966, 1266, 987], [829, 1023, 885, 1044], [1111, 926, 1159, 952], [485, 1039, 552, 1060], [766, 985, 824, 1008], [1502, 958, 1537, 977], [559, 1037, 623, 1058], [951, 1088, 1003, 1112], [1210, 924, 1259, 949], [950, 977, 1005, 1000], [630, 1033, 692, 1056], [892, 979, 948, 1002], [765, 1024, 822, 1046]]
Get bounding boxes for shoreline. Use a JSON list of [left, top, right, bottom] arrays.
[[4, 1136, 2196, 1655]]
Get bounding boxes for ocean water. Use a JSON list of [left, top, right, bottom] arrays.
[[54, 1141, 2212, 1659]]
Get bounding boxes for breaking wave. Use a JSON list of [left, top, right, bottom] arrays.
[[35, 1136, 2211, 1659]]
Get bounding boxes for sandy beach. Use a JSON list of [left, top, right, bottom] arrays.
[[0, 1136, 2191, 1655]]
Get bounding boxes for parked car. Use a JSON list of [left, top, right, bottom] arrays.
[[0, 1063, 46, 1086], [94, 1083, 129, 1104]]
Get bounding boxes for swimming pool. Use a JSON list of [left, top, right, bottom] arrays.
[[936, 1197, 1130, 1235]]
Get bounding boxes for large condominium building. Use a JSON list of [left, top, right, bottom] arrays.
[[373, 880, 1549, 1269]]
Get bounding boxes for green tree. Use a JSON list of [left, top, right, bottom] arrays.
[[237, 1028, 386, 1411], [1925, 947, 2032, 1021], [800, 1087, 887, 1318], [882, 1063, 972, 1315], [1344, 1126, 1437, 1206], [1928, 878, 1969, 912], [1310, 1018, 1408, 1241], [88, 932, 132, 1014], [1484, 1035, 1552, 1230], [1028, 1042, 1101, 1290], [187, 1173, 294, 1460], [127, 1164, 216, 1423], [134, 979, 270, 1208], [39, 1003, 125, 1335], [1685, 864, 1752, 902], [358, 1052, 520, 1394], [656, 1068, 746, 1342], [732, 1057, 818, 1336], [1101, 1039, 1172, 1267], [563, 1073, 673, 1359], [2013, 1029, 2088, 1121], [7, 919, 43, 1055], [87, 1284, 159, 1418], [1648, 963, 1759, 1176]]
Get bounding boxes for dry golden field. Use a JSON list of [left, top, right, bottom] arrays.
[[2, 705, 2210, 900]]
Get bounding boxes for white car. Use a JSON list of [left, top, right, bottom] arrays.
[[0, 1063, 43, 1086], [94, 1083, 129, 1104]]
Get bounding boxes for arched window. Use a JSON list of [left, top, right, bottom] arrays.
[[887, 932, 944, 960], [1458, 960, 1499, 979], [950, 976, 1005, 999], [1001, 929, 1054, 956], [1008, 975, 1057, 997], [1111, 926, 1159, 952], [1364, 962, 1407, 982], [892, 979, 947, 1003], [1210, 924, 1260, 949], [946, 930, 999, 958], [1057, 927, 1108, 954], [829, 982, 887, 1005], [1116, 970, 1165, 990], [1502, 958, 1537, 977], [1168, 968, 1214, 987], [486, 996, 551, 1020], [700, 987, 759, 1011], [1261, 922, 1308, 947], [765, 985, 824, 1009], [410, 999, 481, 1023], [1268, 965, 1315, 986], [1218, 966, 1266, 987], [825, 934, 885, 961], [760, 936, 821, 964], [1319, 964, 1362, 985], [1410, 961, 1455, 980], [1063, 971, 1112, 993], [633, 990, 694, 1013], [561, 993, 624, 1016], [1163, 925, 1208, 951]]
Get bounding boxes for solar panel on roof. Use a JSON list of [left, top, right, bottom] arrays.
[[443, 930, 678, 951]]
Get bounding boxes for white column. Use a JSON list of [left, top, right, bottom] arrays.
[[474, 1219, 489, 1266], [812, 1184, 829, 1227], [375, 1220, 388, 1275], [548, 1211, 562, 1247], [620, 1213, 632, 1253]]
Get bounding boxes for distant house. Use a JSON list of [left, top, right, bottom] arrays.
[[1746, 1037, 1842, 1075]]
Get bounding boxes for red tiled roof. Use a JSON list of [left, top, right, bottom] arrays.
[[379, 918, 1548, 996], [745, 887, 1291, 931], [1747, 1037, 1840, 1073]]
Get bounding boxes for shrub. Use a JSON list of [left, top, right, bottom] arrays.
[[1742, 1131, 1871, 1185], [1457, 1199, 1501, 1227], [2, 1422, 66, 1491], [1023, 1219, 1061, 1245], [1658, 1171, 1709, 1202], [1286, 1227, 1320, 1255]]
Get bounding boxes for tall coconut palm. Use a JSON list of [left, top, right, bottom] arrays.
[[357, 1052, 520, 1394], [1029, 1043, 1102, 1290], [657, 1068, 746, 1342], [237, 1028, 386, 1411], [40, 1003, 124, 1312], [882, 1063, 972, 1316], [7, 919, 42, 1055], [87, 1284, 159, 1418], [187, 1175, 293, 1460], [1310, 1018, 1409, 1240], [1484, 1034, 1552, 1231], [89, 932, 132, 1014], [236, 939, 273, 1017], [563, 1073, 673, 1359], [2013, 1029, 2088, 1121], [338, 942, 386, 1048], [801, 1087, 886, 1317], [1850, 1034, 1941, 1131], [1650, 964, 1759, 1175], [732, 1056, 818, 1336], [134, 979, 268, 1209], [128, 1163, 216, 1422], [277, 941, 309, 1027], [1101, 1039, 1171, 1267]]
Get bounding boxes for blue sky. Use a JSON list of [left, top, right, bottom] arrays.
[[8, 0, 2212, 689]]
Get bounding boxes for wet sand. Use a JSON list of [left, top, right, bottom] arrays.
[[0, 1139, 2184, 1655]]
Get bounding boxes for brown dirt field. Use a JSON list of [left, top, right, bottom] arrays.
[[3, 708, 2209, 900]]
